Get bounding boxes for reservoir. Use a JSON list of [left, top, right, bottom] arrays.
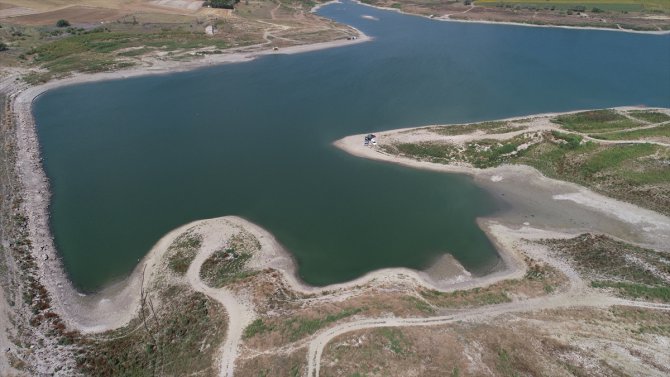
[[33, 0, 670, 292]]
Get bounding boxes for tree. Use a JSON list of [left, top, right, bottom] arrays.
[[56, 19, 70, 28], [204, 0, 239, 9]]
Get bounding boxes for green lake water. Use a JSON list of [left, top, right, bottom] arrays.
[[33, 1, 670, 292]]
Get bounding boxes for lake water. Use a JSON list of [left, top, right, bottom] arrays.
[[34, 1, 670, 292]]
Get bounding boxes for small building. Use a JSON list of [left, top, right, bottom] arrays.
[[205, 25, 217, 35]]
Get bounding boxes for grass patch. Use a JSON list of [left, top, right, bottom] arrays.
[[377, 328, 410, 355], [199, 249, 256, 288], [579, 142, 656, 175], [551, 130, 583, 149], [166, 231, 202, 276], [403, 296, 436, 314], [517, 135, 670, 215], [283, 307, 364, 341], [243, 318, 275, 339], [78, 290, 227, 376], [610, 306, 670, 335], [429, 121, 525, 136], [116, 47, 154, 57], [590, 124, 670, 141], [627, 110, 670, 123], [552, 109, 643, 133], [200, 230, 261, 287], [592, 281, 670, 302], [25, 27, 227, 76], [392, 135, 528, 168], [394, 142, 459, 161], [476, 0, 670, 12], [545, 234, 670, 302]]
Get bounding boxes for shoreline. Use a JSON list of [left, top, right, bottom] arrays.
[[3, 27, 371, 332], [14, 88, 670, 334], [10, 55, 670, 332], [3, 17, 524, 334], [351, 0, 670, 35], [3, 4, 668, 336], [333, 108, 670, 253]]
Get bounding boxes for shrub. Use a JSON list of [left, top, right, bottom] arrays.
[[56, 19, 70, 28], [0, 42, 7, 51]]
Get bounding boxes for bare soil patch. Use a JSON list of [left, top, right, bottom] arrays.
[[7, 6, 127, 25]]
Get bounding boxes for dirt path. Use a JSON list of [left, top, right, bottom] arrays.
[[185, 223, 256, 377], [305, 292, 670, 376], [304, 229, 670, 377]]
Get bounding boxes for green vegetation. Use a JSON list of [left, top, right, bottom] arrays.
[[199, 230, 261, 287], [429, 120, 526, 136], [476, 0, 670, 13], [627, 110, 670, 123], [591, 281, 670, 302], [610, 306, 670, 335], [590, 124, 670, 141], [284, 307, 364, 341], [377, 328, 410, 355], [243, 318, 275, 339], [545, 234, 670, 302], [551, 130, 583, 149], [403, 295, 436, 314], [26, 27, 228, 78], [391, 134, 529, 168], [200, 249, 256, 287], [56, 19, 71, 28], [580, 143, 655, 175], [166, 231, 202, 275], [392, 142, 458, 161], [205, 0, 240, 9], [78, 291, 227, 376], [515, 134, 670, 215], [552, 109, 643, 132], [245, 307, 365, 342]]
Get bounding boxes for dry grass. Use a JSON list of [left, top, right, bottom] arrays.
[[236, 348, 306, 377], [78, 288, 228, 377], [320, 306, 670, 377], [543, 234, 670, 302], [7, 6, 128, 25], [0, 0, 356, 81]]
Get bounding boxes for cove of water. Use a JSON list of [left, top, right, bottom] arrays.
[[34, 1, 670, 292]]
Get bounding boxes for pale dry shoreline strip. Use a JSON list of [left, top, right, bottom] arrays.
[[350, 0, 670, 35]]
